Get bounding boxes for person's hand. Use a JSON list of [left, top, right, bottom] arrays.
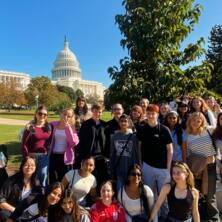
[[6, 219, 13, 222]]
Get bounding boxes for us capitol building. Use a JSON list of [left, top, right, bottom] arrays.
[[0, 38, 105, 99]]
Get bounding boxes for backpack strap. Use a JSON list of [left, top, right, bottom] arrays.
[[69, 170, 76, 188]]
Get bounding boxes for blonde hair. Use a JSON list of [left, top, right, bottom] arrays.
[[186, 112, 207, 134], [171, 162, 195, 188], [61, 108, 75, 126], [191, 96, 209, 113]]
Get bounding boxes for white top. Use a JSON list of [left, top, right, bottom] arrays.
[[65, 169, 97, 203], [21, 188, 32, 200], [53, 129, 67, 153], [187, 127, 216, 157], [118, 185, 155, 222]]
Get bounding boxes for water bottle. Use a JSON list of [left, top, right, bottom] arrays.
[[0, 152, 6, 168]]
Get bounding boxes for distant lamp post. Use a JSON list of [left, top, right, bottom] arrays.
[[35, 95, 39, 108]]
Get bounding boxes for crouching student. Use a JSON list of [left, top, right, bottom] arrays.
[[148, 162, 200, 222], [90, 180, 125, 222], [6, 182, 63, 222], [55, 188, 90, 222]]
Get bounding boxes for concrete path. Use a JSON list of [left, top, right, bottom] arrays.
[[0, 117, 28, 125]]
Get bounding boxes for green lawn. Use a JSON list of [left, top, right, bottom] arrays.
[[0, 111, 111, 170], [0, 124, 23, 169], [0, 110, 111, 121]]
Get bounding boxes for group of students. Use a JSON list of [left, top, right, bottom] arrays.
[[0, 95, 222, 222]]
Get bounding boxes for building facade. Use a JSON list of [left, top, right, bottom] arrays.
[[52, 38, 105, 99], [0, 70, 30, 89]]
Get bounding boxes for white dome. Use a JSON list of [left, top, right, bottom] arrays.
[[52, 38, 81, 80]]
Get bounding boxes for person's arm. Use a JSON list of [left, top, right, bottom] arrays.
[[0, 177, 16, 212], [61, 175, 69, 189], [118, 203, 125, 222], [65, 125, 79, 147], [192, 188, 200, 222], [166, 143, 173, 171], [21, 129, 30, 157], [148, 184, 171, 222], [9, 193, 39, 220], [90, 187, 97, 202], [207, 110, 216, 127], [0, 202, 15, 212], [90, 204, 99, 222]]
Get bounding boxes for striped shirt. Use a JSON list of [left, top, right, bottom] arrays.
[[187, 128, 216, 158]]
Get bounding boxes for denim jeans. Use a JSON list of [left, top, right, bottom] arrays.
[[142, 162, 170, 220], [35, 154, 49, 187]]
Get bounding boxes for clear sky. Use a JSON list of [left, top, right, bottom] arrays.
[[0, 0, 222, 87]]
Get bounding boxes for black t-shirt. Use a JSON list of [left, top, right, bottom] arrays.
[[137, 123, 172, 169]]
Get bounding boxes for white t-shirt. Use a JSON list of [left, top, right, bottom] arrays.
[[53, 129, 67, 153], [65, 169, 97, 203], [118, 185, 154, 222]]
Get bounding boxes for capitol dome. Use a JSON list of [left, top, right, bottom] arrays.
[[52, 37, 81, 80]]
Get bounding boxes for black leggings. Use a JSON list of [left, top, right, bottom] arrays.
[[49, 153, 72, 184]]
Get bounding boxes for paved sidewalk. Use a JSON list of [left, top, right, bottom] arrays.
[[0, 117, 28, 125]]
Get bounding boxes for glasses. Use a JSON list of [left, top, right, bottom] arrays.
[[38, 112, 47, 117], [24, 164, 36, 168], [130, 172, 142, 177]]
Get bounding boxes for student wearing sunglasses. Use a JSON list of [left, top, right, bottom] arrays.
[[21, 105, 52, 186], [118, 164, 155, 222]]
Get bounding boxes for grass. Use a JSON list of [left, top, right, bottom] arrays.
[[0, 110, 111, 121], [0, 111, 112, 171], [0, 125, 23, 170]]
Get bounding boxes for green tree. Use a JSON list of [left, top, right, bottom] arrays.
[[75, 89, 84, 98], [51, 92, 73, 113], [108, 0, 212, 109], [56, 84, 76, 102], [206, 25, 222, 95], [25, 76, 60, 108], [0, 80, 27, 111]]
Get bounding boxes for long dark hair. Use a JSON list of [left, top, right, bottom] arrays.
[[163, 112, 183, 146], [213, 112, 222, 140], [19, 156, 39, 188], [56, 189, 88, 222], [39, 182, 64, 216], [74, 97, 88, 115], [33, 105, 51, 132], [125, 164, 150, 215]]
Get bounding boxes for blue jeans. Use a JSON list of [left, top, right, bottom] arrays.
[[142, 162, 170, 220], [35, 154, 49, 187]]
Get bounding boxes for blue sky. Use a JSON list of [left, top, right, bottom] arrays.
[[0, 0, 222, 87]]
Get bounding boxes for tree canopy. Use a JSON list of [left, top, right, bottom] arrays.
[[206, 25, 222, 95], [0, 80, 27, 111], [25, 76, 72, 110], [107, 0, 212, 109]]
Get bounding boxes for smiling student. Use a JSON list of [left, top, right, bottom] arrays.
[[90, 180, 125, 222], [148, 162, 200, 222]]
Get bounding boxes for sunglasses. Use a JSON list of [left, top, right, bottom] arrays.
[[130, 172, 142, 177], [38, 112, 47, 117]]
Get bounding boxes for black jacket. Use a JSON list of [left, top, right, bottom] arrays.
[[77, 118, 107, 161], [0, 172, 41, 207], [104, 118, 120, 157]]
